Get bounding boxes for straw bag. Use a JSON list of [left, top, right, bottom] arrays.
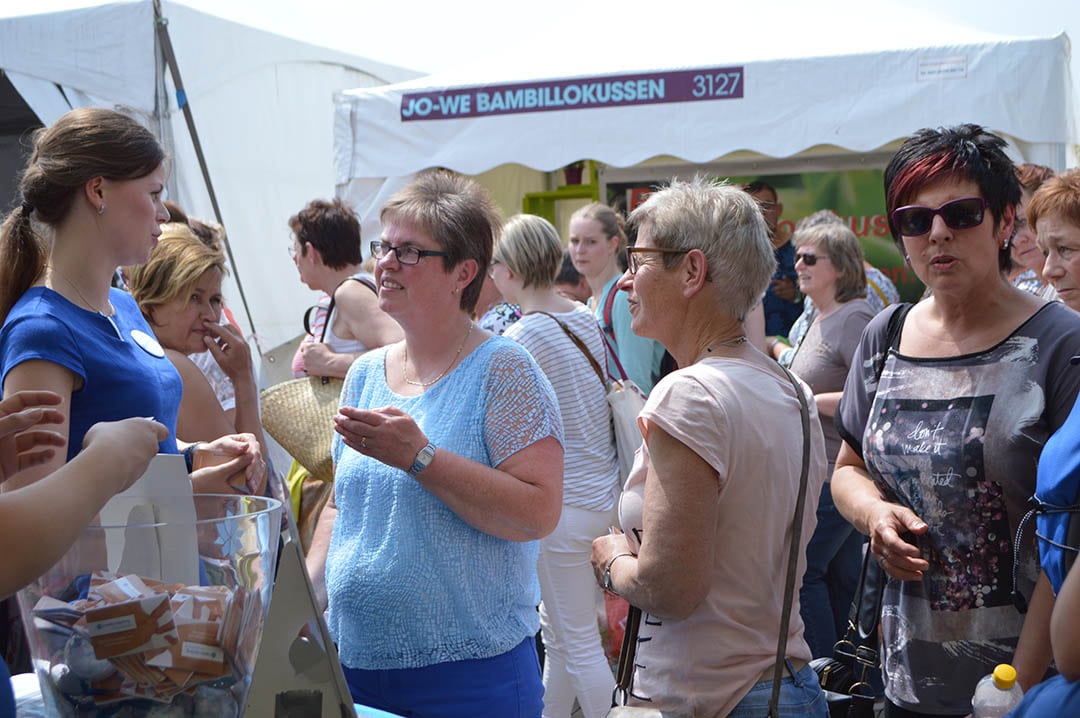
[[534, 312, 645, 481], [260, 375, 341, 483], [260, 285, 362, 484]]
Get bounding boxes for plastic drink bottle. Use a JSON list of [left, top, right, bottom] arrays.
[[972, 664, 1024, 717]]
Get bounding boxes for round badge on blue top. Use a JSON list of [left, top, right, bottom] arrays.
[[130, 329, 165, 358]]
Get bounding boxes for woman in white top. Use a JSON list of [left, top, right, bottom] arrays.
[[289, 198, 402, 378], [493, 214, 620, 718]]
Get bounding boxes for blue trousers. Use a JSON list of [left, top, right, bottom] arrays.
[[800, 482, 863, 658], [343, 637, 543, 718], [727, 662, 828, 717]]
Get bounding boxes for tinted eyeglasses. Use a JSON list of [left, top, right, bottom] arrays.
[[371, 240, 449, 265], [794, 252, 828, 266], [626, 247, 689, 275], [891, 197, 988, 237]]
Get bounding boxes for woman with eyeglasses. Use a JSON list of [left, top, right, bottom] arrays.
[[289, 198, 402, 380], [589, 177, 829, 716], [831, 125, 1080, 717], [782, 222, 875, 660], [284, 197, 402, 544], [305, 171, 563, 718]]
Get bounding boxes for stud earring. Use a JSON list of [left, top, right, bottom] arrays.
[[98, 203, 105, 215]]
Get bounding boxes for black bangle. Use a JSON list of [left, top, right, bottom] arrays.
[[183, 442, 203, 473]]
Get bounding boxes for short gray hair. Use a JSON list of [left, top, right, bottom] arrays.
[[628, 176, 775, 319]]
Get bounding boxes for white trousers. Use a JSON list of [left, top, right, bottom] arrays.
[[537, 502, 617, 718]]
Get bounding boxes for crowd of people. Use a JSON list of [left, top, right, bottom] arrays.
[[3, 105, 1080, 718]]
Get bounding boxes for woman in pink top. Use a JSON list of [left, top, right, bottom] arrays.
[[590, 177, 828, 717]]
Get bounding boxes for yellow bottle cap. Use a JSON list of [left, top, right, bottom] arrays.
[[992, 663, 1017, 690]]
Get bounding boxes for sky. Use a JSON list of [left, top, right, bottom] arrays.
[[21, 0, 1080, 77]]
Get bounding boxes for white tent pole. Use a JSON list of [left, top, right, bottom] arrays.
[[152, 0, 261, 346]]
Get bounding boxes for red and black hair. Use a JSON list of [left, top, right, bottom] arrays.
[[884, 124, 1020, 270]]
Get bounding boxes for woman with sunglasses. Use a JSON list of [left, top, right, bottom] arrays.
[[305, 171, 562, 718], [784, 222, 875, 660], [832, 125, 1080, 717]]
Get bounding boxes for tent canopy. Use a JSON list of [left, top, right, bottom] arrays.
[[0, 0, 419, 353], [334, 31, 1074, 244]]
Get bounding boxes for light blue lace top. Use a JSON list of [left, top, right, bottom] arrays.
[[327, 335, 562, 669]]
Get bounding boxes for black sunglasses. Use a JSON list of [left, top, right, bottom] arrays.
[[891, 197, 988, 237], [794, 252, 827, 266]]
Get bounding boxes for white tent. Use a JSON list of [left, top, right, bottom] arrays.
[[333, 31, 1074, 245], [0, 0, 419, 355]]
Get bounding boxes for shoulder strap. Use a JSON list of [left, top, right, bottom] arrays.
[[866, 275, 890, 307], [612, 604, 642, 706], [874, 302, 913, 383], [601, 282, 618, 343], [324, 275, 378, 343], [533, 312, 606, 388], [769, 366, 813, 717]]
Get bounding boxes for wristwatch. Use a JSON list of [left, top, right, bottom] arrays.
[[408, 442, 437, 477], [603, 552, 633, 593]]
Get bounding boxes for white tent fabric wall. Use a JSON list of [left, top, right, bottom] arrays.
[[334, 33, 1074, 245], [0, 0, 419, 356]]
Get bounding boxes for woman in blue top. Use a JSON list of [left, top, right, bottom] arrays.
[[569, 202, 666, 394], [305, 171, 564, 718], [0, 108, 264, 495]]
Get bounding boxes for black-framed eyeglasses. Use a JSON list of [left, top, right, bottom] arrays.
[[371, 240, 449, 265], [626, 247, 689, 275], [795, 252, 829, 266], [891, 197, 988, 237]]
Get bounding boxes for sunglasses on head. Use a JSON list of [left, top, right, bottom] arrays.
[[891, 197, 988, 237], [795, 252, 827, 266]]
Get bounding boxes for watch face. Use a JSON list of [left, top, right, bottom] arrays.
[[410, 443, 436, 475]]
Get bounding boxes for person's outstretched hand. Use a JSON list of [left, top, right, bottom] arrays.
[[82, 417, 170, 495], [0, 390, 65, 483]]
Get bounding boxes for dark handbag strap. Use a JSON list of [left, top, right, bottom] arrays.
[[303, 276, 378, 385], [769, 366, 813, 717], [532, 311, 607, 388], [612, 603, 642, 706]]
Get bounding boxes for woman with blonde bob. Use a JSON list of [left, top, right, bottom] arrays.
[[492, 214, 618, 718], [125, 225, 267, 493], [590, 177, 828, 716]]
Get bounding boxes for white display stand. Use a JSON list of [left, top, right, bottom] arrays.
[[244, 536, 356, 717]]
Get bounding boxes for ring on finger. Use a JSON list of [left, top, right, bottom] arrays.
[[360, 436, 368, 450]]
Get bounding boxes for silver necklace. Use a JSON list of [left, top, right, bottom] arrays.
[[704, 335, 748, 353], [402, 321, 473, 387], [49, 267, 124, 341]]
